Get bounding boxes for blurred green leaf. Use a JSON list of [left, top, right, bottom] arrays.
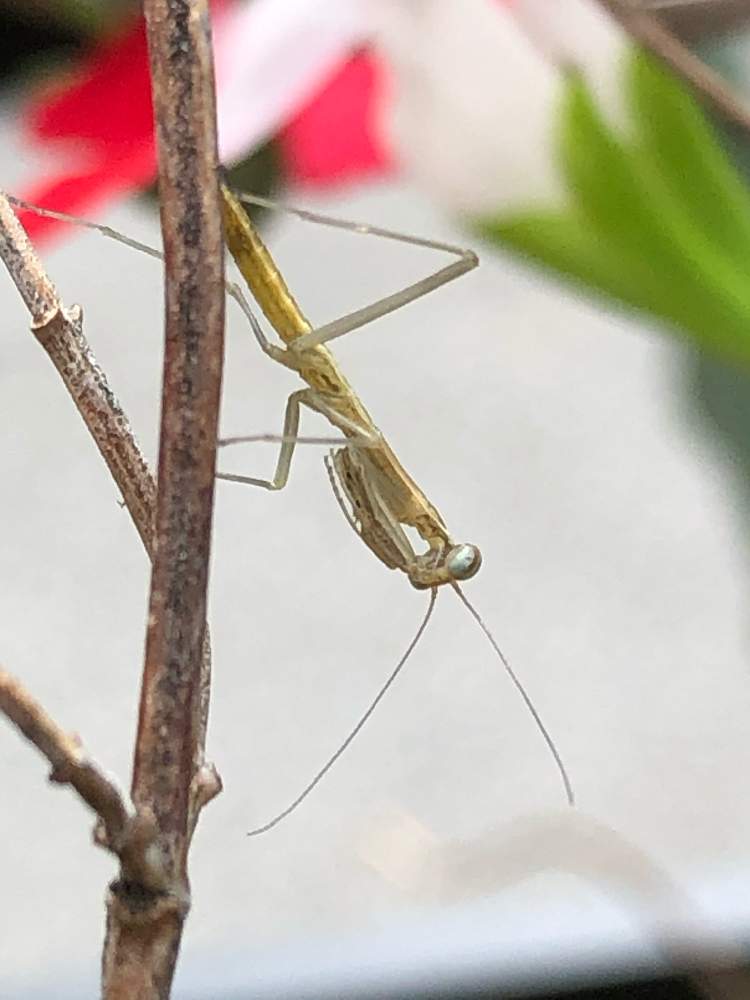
[[480, 49, 750, 367], [629, 49, 750, 261]]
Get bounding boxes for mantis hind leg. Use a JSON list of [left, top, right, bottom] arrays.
[[217, 388, 308, 491], [293, 251, 478, 351], [231, 190, 479, 352], [217, 388, 379, 491]]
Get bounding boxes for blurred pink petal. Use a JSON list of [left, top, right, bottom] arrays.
[[17, 12, 162, 241], [278, 49, 394, 187], [215, 0, 372, 163], [17, 0, 375, 242], [16, 0, 628, 245]]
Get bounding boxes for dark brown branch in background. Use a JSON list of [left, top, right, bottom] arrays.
[[600, 0, 750, 134], [101, 0, 226, 994], [636, 0, 750, 44]]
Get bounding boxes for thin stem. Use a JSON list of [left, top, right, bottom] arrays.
[[0, 667, 131, 836], [0, 155, 221, 1000], [131, 0, 224, 868], [103, 0, 226, 994], [598, 0, 750, 134], [0, 667, 166, 891], [0, 183, 216, 815], [0, 191, 155, 554]]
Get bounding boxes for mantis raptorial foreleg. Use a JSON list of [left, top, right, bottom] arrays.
[[328, 450, 416, 569]]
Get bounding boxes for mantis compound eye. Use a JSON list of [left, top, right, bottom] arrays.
[[446, 543, 482, 581]]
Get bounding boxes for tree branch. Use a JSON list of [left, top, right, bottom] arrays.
[[0, 163, 218, 809], [132, 0, 224, 881], [102, 0, 226, 993], [0, 191, 155, 553], [0, 187, 220, 995], [0, 668, 166, 891], [1, 181, 219, 792]]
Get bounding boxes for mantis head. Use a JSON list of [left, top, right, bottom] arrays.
[[408, 542, 482, 589], [446, 543, 482, 581]]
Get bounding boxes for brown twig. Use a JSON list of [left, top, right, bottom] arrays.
[[0, 191, 156, 553], [0, 668, 166, 891], [635, 1, 750, 44], [133, 0, 224, 874], [599, 0, 750, 134], [101, 0, 225, 994]]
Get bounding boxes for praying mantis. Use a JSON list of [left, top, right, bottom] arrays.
[[218, 181, 483, 591], [11, 179, 574, 828], [219, 182, 574, 825]]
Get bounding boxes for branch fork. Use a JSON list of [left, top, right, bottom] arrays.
[[0, 0, 225, 988]]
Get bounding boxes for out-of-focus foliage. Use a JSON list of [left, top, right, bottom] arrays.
[[482, 50, 750, 368], [0, 0, 132, 34]]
